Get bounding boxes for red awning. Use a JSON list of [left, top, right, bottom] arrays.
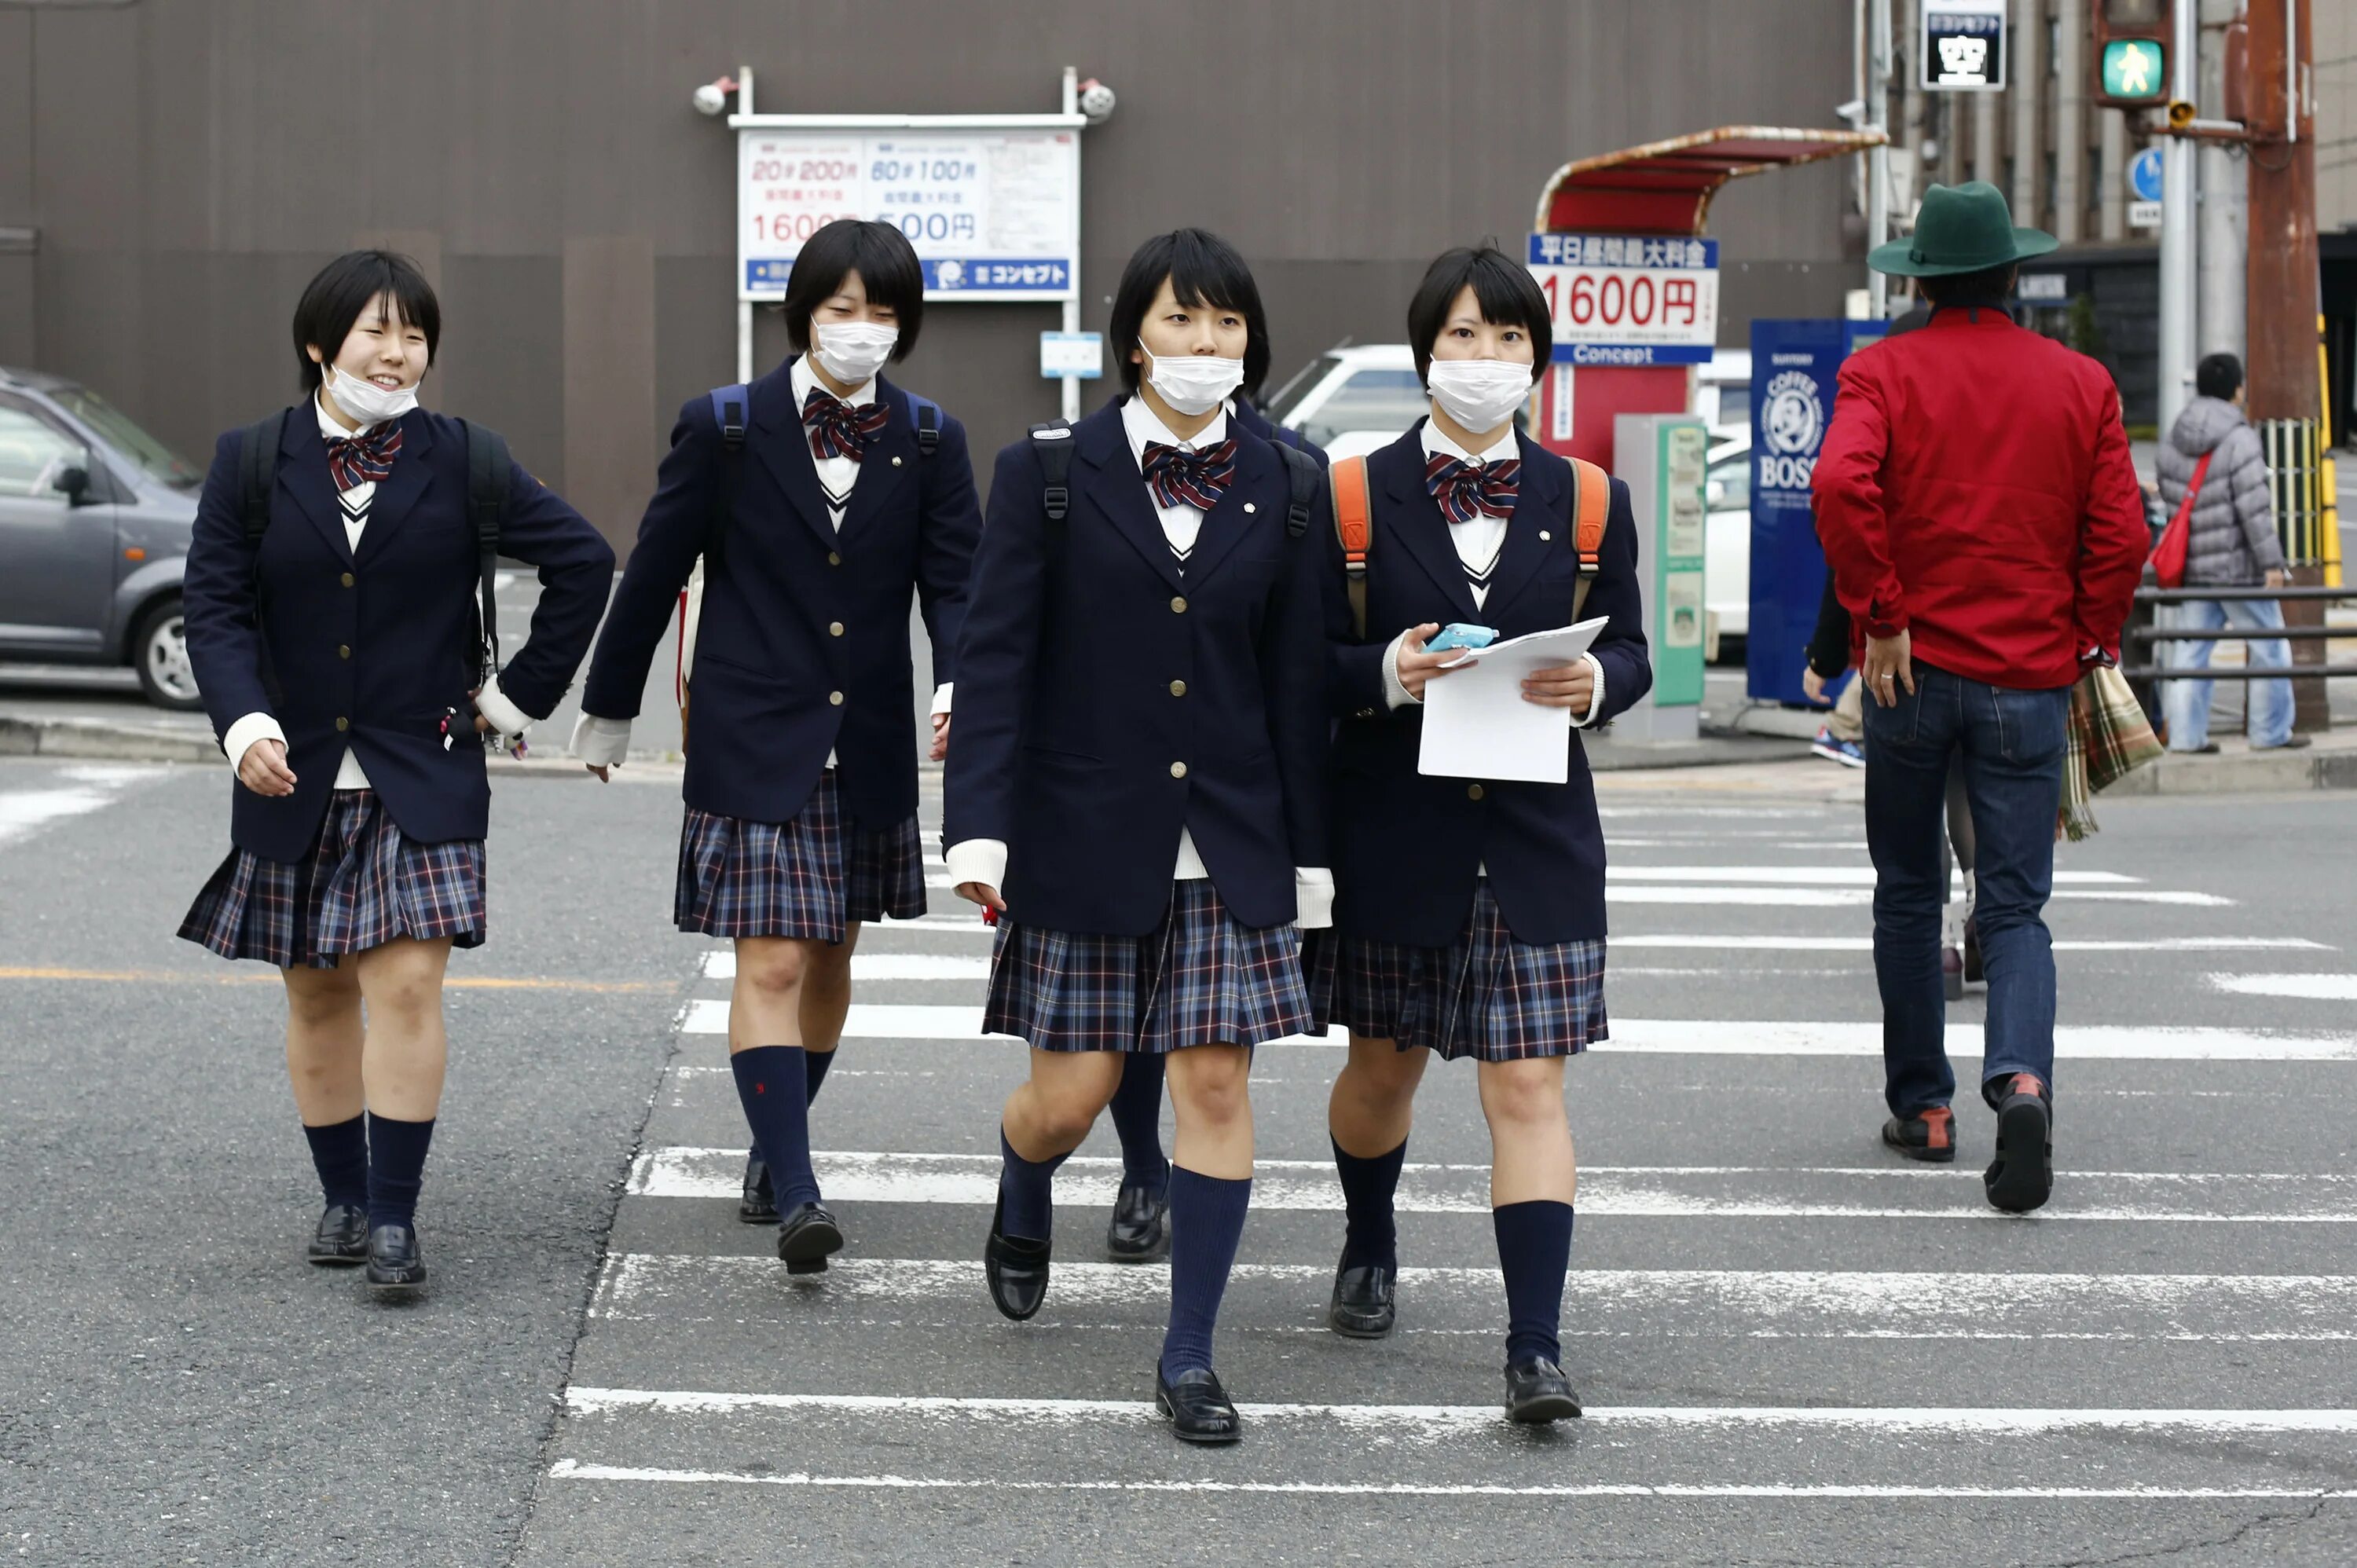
[[1532, 126, 1889, 238]]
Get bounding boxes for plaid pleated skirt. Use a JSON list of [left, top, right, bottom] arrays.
[[673, 770, 925, 942], [983, 879, 1311, 1054], [1306, 881, 1607, 1062], [179, 789, 486, 969]]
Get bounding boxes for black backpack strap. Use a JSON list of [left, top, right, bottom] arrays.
[[700, 383, 749, 573], [461, 419, 510, 684], [237, 410, 289, 556], [708, 384, 749, 452], [1273, 442, 1319, 539], [1029, 422, 1076, 545], [904, 389, 941, 457]]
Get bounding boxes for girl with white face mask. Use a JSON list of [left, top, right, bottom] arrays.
[[1302, 244, 1654, 1423], [571, 218, 983, 1278], [943, 228, 1331, 1445], [178, 251, 614, 1295]]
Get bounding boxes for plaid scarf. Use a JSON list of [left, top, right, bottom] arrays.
[[1424, 452, 1520, 525], [2060, 665, 2164, 841], [802, 387, 892, 462], [1139, 438, 1239, 512], [324, 425, 403, 493]]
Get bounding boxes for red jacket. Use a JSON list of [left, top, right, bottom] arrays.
[[1811, 310, 2148, 690]]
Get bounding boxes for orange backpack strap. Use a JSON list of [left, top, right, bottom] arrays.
[[1568, 456, 1609, 619], [1331, 455, 1373, 638]]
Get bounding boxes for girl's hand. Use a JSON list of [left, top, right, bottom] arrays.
[[955, 881, 1005, 914], [1393, 624, 1460, 700], [237, 738, 298, 797], [930, 713, 951, 761], [1521, 660, 1595, 716]]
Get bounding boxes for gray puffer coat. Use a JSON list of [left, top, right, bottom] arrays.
[[2155, 396, 2286, 586]]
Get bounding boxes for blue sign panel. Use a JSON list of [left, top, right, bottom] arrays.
[[2128, 146, 2164, 203], [1745, 320, 1855, 705], [1527, 233, 1721, 367]]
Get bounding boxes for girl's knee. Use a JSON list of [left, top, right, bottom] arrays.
[[1479, 1061, 1566, 1130], [1171, 1049, 1252, 1125], [735, 940, 808, 996]]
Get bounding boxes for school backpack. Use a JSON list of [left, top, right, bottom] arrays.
[[236, 408, 510, 686], [1326, 451, 1609, 638], [1025, 420, 1321, 545], [675, 383, 941, 746]]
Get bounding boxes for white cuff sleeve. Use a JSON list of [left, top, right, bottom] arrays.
[[1568, 652, 1607, 729], [930, 683, 954, 717], [944, 838, 1008, 895], [1380, 628, 1420, 710], [472, 674, 533, 738], [222, 712, 287, 770], [1294, 866, 1335, 930], [570, 713, 632, 768]]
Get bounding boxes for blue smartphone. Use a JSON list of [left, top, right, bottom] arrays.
[[1424, 623, 1499, 654]]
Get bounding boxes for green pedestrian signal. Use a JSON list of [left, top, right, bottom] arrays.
[[2099, 38, 2165, 101]]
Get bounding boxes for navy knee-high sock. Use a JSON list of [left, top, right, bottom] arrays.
[[1160, 1167, 1253, 1378], [733, 1047, 819, 1211], [303, 1115, 368, 1210], [365, 1113, 435, 1230], [997, 1127, 1069, 1242], [1107, 1052, 1170, 1195], [1492, 1200, 1574, 1366], [804, 1047, 836, 1106], [1332, 1137, 1406, 1271]]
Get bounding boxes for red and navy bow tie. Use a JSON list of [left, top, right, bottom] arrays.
[[1140, 438, 1239, 512], [1424, 452, 1520, 525], [802, 387, 892, 462], [324, 425, 403, 493]]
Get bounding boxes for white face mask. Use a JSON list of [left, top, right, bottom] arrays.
[[1140, 346, 1245, 418], [323, 363, 420, 427], [1425, 357, 1534, 436], [813, 321, 900, 387]]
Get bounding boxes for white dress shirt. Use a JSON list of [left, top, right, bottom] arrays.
[[222, 392, 531, 789]]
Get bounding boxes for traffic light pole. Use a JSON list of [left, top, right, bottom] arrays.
[[2156, 0, 2198, 437], [1866, 0, 1892, 319]]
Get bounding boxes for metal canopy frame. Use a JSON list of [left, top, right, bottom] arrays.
[[1532, 126, 1889, 238]]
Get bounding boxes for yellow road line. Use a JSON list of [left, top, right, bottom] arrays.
[[0, 967, 667, 993]]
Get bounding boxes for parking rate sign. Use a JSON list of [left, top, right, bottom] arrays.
[[1923, 0, 2007, 90], [1527, 235, 1719, 367]]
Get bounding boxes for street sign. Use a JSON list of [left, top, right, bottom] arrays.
[[2128, 146, 2164, 202], [736, 126, 1080, 302], [2018, 273, 2069, 302], [2099, 38, 2167, 104], [2129, 200, 2163, 229], [1038, 330, 1102, 379], [1526, 234, 1719, 366], [1922, 0, 2007, 91]]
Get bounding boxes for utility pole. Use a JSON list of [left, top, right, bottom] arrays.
[[2011, 0, 2042, 228], [2197, 0, 2245, 361], [2157, 0, 2199, 438], [1868, 0, 1893, 318]]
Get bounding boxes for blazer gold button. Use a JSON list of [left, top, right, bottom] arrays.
[[335, 716, 350, 732], [1170, 760, 1188, 779], [891, 455, 904, 467], [829, 691, 845, 705], [1169, 680, 1186, 697], [830, 621, 845, 637], [828, 552, 841, 566], [1171, 596, 1187, 614], [340, 572, 355, 588], [338, 645, 351, 660], [1468, 783, 1485, 800]]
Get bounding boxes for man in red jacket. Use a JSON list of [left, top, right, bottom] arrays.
[[1813, 182, 2146, 1214]]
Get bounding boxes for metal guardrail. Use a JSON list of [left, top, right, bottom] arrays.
[[2121, 585, 2357, 682]]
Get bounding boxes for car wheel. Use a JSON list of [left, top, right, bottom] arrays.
[[132, 598, 204, 711]]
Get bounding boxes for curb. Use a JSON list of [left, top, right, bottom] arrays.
[[2105, 740, 2357, 797], [0, 716, 225, 765]]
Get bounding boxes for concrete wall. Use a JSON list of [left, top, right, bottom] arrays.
[[0, 0, 1857, 552]]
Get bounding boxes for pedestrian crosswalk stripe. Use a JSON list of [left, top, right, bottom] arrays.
[[2209, 973, 2357, 1001]]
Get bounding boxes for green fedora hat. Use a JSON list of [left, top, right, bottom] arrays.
[[1869, 181, 2058, 277]]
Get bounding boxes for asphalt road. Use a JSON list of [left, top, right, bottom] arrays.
[[2, 756, 2354, 1566]]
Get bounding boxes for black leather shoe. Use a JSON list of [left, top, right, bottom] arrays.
[[1105, 1177, 1170, 1262], [1985, 1074, 2054, 1214], [307, 1203, 369, 1266], [364, 1223, 427, 1292], [1881, 1105, 1957, 1163], [984, 1194, 1051, 1321], [1503, 1357, 1582, 1423], [1328, 1258, 1397, 1339], [739, 1149, 778, 1224], [775, 1201, 844, 1273], [1155, 1365, 1241, 1445]]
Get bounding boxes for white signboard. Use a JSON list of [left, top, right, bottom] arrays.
[[1526, 235, 1720, 366], [1039, 331, 1102, 379], [1923, 0, 2007, 90], [738, 127, 1080, 302], [2128, 200, 2163, 229]]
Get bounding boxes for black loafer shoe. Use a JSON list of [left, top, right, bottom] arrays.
[[984, 1194, 1051, 1321], [1985, 1074, 2054, 1214], [1882, 1104, 1957, 1163], [775, 1201, 844, 1273], [739, 1149, 779, 1225], [307, 1203, 369, 1266], [364, 1223, 427, 1292], [1503, 1357, 1582, 1424], [1328, 1258, 1397, 1339], [1105, 1177, 1170, 1262], [1155, 1365, 1241, 1445]]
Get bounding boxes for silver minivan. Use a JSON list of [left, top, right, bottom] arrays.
[[0, 367, 204, 709]]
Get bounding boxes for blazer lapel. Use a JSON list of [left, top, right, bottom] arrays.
[[837, 383, 914, 545], [350, 409, 436, 568], [1177, 435, 1274, 587], [1374, 430, 1481, 623], [1074, 405, 1186, 594], [1479, 434, 1565, 624], [276, 408, 351, 566], [746, 366, 841, 552]]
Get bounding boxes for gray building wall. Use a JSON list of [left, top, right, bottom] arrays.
[[0, 0, 1856, 553]]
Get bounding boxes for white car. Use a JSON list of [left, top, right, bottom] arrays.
[[1705, 430, 1752, 657], [1261, 344, 1431, 459]]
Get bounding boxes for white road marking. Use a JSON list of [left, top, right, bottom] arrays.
[[2210, 973, 2357, 1001], [0, 765, 159, 848], [701, 951, 986, 981], [1603, 866, 2143, 885]]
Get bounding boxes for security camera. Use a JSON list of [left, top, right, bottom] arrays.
[[1077, 77, 1116, 123], [694, 75, 739, 117], [1833, 98, 1867, 127]]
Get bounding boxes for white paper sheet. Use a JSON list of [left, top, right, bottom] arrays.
[[1416, 617, 1611, 784]]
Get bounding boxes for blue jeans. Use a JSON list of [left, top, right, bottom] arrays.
[[1862, 664, 2068, 1117], [2162, 597, 2293, 750]]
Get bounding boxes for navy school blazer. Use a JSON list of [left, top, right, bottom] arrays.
[[1321, 421, 1651, 949], [942, 398, 1329, 936], [183, 406, 615, 863], [580, 362, 981, 830]]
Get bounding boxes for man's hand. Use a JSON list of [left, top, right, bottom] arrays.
[[1521, 660, 1595, 716], [1862, 630, 1915, 709], [1802, 665, 1830, 705], [929, 712, 951, 762], [237, 738, 298, 797], [955, 881, 1005, 914], [2265, 567, 2289, 591], [1394, 624, 1461, 701]]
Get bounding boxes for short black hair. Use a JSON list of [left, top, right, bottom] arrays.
[[1108, 229, 1267, 396], [292, 251, 440, 394], [1406, 245, 1552, 387], [1917, 262, 2018, 312], [2196, 351, 2245, 401], [780, 218, 926, 360]]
